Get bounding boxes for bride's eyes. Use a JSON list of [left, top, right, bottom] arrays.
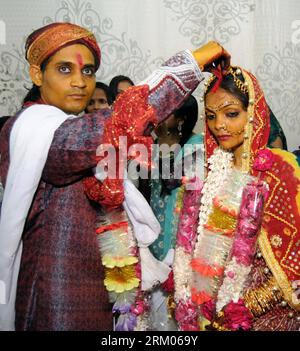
[[206, 113, 215, 120], [226, 111, 239, 118], [206, 111, 240, 121]]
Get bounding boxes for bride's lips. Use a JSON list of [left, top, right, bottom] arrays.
[[217, 134, 231, 141]]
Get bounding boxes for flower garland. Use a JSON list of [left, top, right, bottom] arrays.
[[191, 148, 233, 330], [216, 179, 269, 314], [211, 151, 270, 330], [96, 209, 150, 331], [195, 148, 234, 252], [95, 148, 271, 331], [189, 147, 270, 331], [172, 176, 203, 330], [172, 149, 232, 331]]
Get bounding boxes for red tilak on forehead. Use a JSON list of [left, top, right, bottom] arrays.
[[76, 53, 84, 67]]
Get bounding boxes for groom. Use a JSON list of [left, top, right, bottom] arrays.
[[0, 22, 229, 330]]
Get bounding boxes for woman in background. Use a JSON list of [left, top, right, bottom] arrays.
[[267, 109, 288, 150], [109, 75, 134, 102], [85, 81, 112, 113]]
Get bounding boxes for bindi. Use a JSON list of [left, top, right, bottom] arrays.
[[76, 53, 84, 68]]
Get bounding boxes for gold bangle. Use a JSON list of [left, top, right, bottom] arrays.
[[244, 275, 283, 317]]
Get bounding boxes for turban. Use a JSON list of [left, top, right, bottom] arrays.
[[25, 22, 101, 70]]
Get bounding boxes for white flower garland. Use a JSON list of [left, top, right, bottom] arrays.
[[174, 148, 233, 303], [174, 246, 194, 302], [195, 148, 233, 251]]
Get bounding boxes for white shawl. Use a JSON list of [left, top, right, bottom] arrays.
[[123, 180, 171, 291], [0, 105, 71, 330]]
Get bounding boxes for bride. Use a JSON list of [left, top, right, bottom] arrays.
[[173, 64, 300, 331]]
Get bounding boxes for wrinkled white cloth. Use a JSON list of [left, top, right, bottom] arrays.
[[0, 105, 71, 331], [123, 179, 171, 290]]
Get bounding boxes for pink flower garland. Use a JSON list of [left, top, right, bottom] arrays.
[[215, 177, 269, 330], [175, 299, 199, 331], [231, 179, 269, 266], [161, 271, 175, 293], [253, 149, 274, 172], [176, 177, 203, 254], [223, 299, 254, 331], [174, 177, 203, 330], [218, 149, 272, 330]]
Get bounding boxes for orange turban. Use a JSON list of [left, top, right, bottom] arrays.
[[25, 22, 101, 70]]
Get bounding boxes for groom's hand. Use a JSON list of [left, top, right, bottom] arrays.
[[192, 41, 230, 73]]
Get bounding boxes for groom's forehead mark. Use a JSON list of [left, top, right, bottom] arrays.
[[76, 53, 84, 67]]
